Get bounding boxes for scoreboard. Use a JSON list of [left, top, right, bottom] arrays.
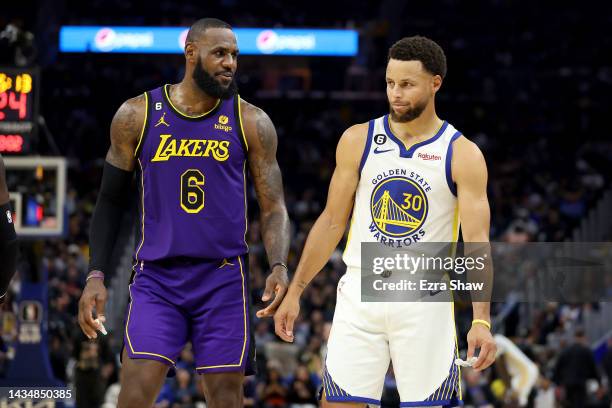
[[0, 67, 39, 154]]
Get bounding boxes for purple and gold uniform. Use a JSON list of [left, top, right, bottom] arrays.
[[124, 85, 254, 374]]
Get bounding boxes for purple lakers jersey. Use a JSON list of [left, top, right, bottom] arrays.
[[133, 85, 248, 261]]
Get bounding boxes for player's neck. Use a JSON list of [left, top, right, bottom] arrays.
[[169, 80, 219, 115], [389, 107, 443, 143]]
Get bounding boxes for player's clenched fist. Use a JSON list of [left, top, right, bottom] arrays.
[[78, 275, 107, 339], [273, 291, 300, 342]]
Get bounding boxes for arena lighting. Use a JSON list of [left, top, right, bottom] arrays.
[[60, 26, 358, 56]]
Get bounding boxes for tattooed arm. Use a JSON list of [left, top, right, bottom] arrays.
[[241, 100, 290, 317], [78, 94, 145, 339]]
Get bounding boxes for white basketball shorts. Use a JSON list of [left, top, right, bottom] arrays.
[[322, 270, 462, 407]]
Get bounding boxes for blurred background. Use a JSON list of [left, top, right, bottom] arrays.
[[1, 0, 612, 407]]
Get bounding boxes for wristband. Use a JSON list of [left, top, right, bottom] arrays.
[[86, 271, 105, 282], [472, 319, 491, 330], [270, 262, 288, 272]]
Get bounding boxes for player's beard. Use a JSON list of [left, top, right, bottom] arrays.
[[192, 58, 238, 100], [389, 97, 428, 122]]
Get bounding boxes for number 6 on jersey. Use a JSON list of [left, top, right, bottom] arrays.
[[181, 169, 205, 213]]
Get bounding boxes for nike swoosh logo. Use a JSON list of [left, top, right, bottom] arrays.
[[374, 147, 394, 154]]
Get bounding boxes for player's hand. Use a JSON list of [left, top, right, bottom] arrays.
[[78, 275, 107, 339], [256, 265, 289, 318], [467, 323, 496, 371], [273, 291, 300, 342]]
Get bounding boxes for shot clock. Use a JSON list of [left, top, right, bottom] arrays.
[[0, 67, 39, 154]]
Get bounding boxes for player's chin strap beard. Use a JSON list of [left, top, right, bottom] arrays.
[[192, 60, 238, 99]]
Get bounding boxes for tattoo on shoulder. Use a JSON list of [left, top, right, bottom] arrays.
[[108, 94, 146, 170], [254, 109, 277, 153], [246, 106, 283, 202]]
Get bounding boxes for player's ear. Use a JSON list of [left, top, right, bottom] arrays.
[[432, 75, 443, 93], [185, 42, 197, 63]]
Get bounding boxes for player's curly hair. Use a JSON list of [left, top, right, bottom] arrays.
[[388, 36, 447, 79]]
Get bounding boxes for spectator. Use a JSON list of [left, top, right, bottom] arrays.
[[73, 340, 105, 408], [533, 376, 555, 408], [462, 369, 496, 408], [244, 375, 257, 407], [602, 338, 612, 399], [72, 333, 116, 408], [553, 329, 600, 408], [172, 368, 197, 407], [287, 364, 318, 407], [49, 333, 68, 383], [101, 367, 122, 408], [260, 364, 288, 408]]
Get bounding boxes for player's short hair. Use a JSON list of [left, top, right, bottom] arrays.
[[186, 18, 232, 43], [388, 36, 447, 79]]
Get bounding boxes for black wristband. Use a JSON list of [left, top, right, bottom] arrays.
[[270, 262, 288, 271]]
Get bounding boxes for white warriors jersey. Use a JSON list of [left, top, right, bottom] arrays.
[[343, 114, 463, 269]]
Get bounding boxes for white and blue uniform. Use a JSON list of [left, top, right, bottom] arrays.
[[323, 114, 464, 407]]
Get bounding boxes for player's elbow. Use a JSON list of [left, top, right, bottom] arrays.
[[260, 202, 288, 220], [318, 209, 348, 235], [462, 232, 489, 242]]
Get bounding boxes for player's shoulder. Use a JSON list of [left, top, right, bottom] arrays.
[[110, 93, 147, 144], [338, 122, 369, 149], [451, 133, 487, 182], [452, 133, 485, 163], [336, 122, 370, 166], [238, 97, 277, 150], [341, 122, 369, 142], [238, 97, 269, 123], [119, 93, 147, 115], [114, 93, 147, 122]]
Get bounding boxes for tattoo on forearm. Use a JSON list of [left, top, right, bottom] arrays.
[[261, 208, 290, 268], [249, 109, 291, 268]]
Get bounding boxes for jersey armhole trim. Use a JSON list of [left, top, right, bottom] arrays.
[[235, 95, 249, 152], [445, 131, 462, 196], [358, 120, 374, 174], [134, 92, 150, 158]]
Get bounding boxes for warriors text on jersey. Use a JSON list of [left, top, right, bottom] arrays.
[[133, 85, 248, 262]]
